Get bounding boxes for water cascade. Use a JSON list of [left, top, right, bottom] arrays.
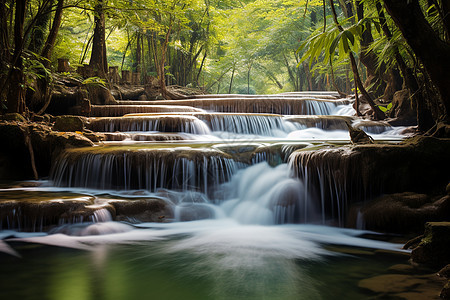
[[1, 92, 421, 299]]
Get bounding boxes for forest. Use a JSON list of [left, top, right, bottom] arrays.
[[0, 0, 448, 134], [1, 1, 450, 299]]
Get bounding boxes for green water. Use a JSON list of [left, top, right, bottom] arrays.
[[0, 225, 416, 300]]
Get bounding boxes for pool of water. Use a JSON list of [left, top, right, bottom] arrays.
[[0, 220, 415, 300]]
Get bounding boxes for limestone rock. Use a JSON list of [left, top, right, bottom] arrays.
[[441, 281, 450, 299], [359, 193, 450, 233], [388, 89, 417, 126], [53, 115, 88, 132], [2, 113, 27, 122], [411, 222, 450, 267], [110, 198, 172, 223], [438, 265, 450, 279]]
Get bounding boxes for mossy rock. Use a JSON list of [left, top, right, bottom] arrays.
[[53, 115, 88, 132], [411, 222, 450, 267], [2, 113, 27, 122]]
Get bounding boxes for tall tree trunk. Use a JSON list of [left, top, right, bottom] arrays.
[[135, 32, 141, 72], [29, 0, 53, 54], [89, 0, 107, 76], [7, 0, 27, 114], [355, 0, 391, 98], [376, 2, 434, 131], [228, 65, 235, 94], [41, 0, 64, 65], [329, 0, 385, 119], [383, 0, 450, 122], [0, 0, 10, 68]]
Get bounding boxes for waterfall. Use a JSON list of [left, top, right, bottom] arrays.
[[88, 115, 211, 135], [50, 147, 240, 196], [216, 162, 318, 225]]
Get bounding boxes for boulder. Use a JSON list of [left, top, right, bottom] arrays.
[[388, 89, 417, 126], [442, 281, 450, 299], [110, 198, 172, 223], [355, 193, 450, 233], [86, 85, 117, 105], [53, 115, 88, 132], [0, 121, 93, 180], [1, 113, 27, 122], [411, 222, 450, 268]]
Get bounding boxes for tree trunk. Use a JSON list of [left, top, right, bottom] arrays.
[[355, 0, 391, 98], [329, 0, 385, 119], [7, 0, 27, 114], [41, 0, 64, 64], [0, 0, 10, 68], [376, 2, 434, 131], [29, 0, 53, 54], [89, 0, 107, 76], [228, 65, 235, 94], [383, 0, 450, 122]]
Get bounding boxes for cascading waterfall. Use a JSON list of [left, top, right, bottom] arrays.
[[50, 147, 240, 197], [88, 115, 212, 135], [1, 92, 417, 300]]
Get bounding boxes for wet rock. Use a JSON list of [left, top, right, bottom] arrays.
[[290, 136, 450, 224], [2, 113, 27, 122], [110, 198, 173, 223], [53, 115, 88, 132], [442, 281, 450, 299], [388, 89, 417, 126], [0, 121, 93, 180], [358, 193, 450, 233], [411, 222, 450, 268], [0, 191, 96, 231], [358, 274, 425, 293], [86, 85, 117, 105], [359, 273, 445, 299], [438, 265, 450, 279]]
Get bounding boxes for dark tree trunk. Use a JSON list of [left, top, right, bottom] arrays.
[[329, 0, 385, 119], [89, 0, 107, 76], [376, 2, 434, 131], [0, 0, 10, 64], [135, 32, 141, 72], [28, 0, 53, 54], [7, 0, 27, 114], [383, 0, 450, 122], [355, 0, 391, 98], [41, 0, 64, 64]]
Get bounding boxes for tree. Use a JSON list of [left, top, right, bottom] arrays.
[[89, 0, 108, 76], [383, 0, 450, 123], [7, 0, 27, 114]]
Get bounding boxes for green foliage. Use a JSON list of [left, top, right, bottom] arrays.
[[82, 77, 107, 87], [377, 102, 393, 115], [22, 51, 53, 91]]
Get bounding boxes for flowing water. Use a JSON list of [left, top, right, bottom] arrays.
[[1, 92, 426, 299]]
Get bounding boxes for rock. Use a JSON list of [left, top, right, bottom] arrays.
[[388, 89, 417, 126], [86, 85, 117, 105], [82, 130, 106, 142], [359, 273, 446, 299], [0, 121, 93, 180], [438, 265, 450, 279], [110, 198, 172, 223], [357, 193, 450, 233], [346, 122, 374, 144], [53, 115, 87, 132], [290, 136, 450, 226], [441, 281, 450, 299], [411, 222, 450, 268], [2, 113, 26, 122]]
